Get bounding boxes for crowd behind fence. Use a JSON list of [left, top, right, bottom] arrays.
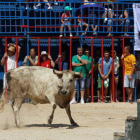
[[0, 36, 140, 104], [0, 1, 134, 35]]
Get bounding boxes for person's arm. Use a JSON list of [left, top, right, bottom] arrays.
[[77, 55, 88, 65], [72, 63, 83, 67], [55, 55, 61, 64], [13, 44, 21, 57], [27, 56, 38, 66], [104, 65, 112, 79], [77, 15, 81, 23], [61, 14, 64, 23], [124, 10, 128, 19], [129, 56, 136, 81], [48, 55, 55, 68], [1, 53, 7, 66], [98, 63, 104, 79]]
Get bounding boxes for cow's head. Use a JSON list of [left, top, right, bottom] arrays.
[[53, 69, 82, 95]]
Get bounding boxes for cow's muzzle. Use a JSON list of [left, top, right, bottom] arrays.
[[61, 90, 67, 95]]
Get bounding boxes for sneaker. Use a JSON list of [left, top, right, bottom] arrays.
[[70, 34, 73, 37], [98, 99, 102, 103], [93, 32, 97, 36], [54, 2, 58, 5], [33, 5, 37, 9], [36, 3, 41, 7], [59, 34, 63, 37], [70, 99, 77, 104], [82, 32, 87, 36], [80, 99, 85, 105], [48, 6, 53, 10], [104, 98, 108, 103]]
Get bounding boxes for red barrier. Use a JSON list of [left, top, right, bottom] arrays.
[[37, 38, 40, 66], [59, 38, 62, 71], [91, 38, 94, 102], [101, 38, 104, 102], [69, 38, 72, 70], [111, 38, 115, 102], [48, 38, 51, 55], [122, 37, 125, 102]]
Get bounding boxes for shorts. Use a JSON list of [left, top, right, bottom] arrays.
[[85, 78, 91, 88], [61, 22, 71, 26], [136, 74, 140, 80], [97, 76, 109, 88], [74, 77, 86, 91], [124, 74, 135, 88], [78, 22, 88, 26]]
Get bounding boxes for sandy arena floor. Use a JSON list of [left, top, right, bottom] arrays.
[[0, 102, 137, 140]]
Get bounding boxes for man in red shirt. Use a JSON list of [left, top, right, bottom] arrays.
[[40, 51, 55, 68]]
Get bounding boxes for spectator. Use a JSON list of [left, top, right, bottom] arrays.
[[83, 0, 94, 5], [121, 46, 136, 103], [98, 50, 112, 103], [1, 43, 21, 88], [84, 49, 95, 103], [25, 0, 38, 9], [36, 0, 58, 9], [59, 6, 73, 37], [70, 47, 88, 105], [55, 51, 68, 70], [110, 50, 120, 102], [136, 51, 140, 96], [78, 9, 89, 36], [23, 48, 38, 66], [40, 51, 55, 68], [107, 4, 130, 36]]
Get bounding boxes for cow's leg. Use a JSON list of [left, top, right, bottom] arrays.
[[46, 95, 57, 125], [13, 98, 23, 127], [65, 104, 78, 126]]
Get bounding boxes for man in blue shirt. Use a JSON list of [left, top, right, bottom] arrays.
[[98, 50, 112, 103]]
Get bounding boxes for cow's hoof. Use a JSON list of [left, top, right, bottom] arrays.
[[16, 125, 20, 128], [72, 122, 79, 127], [48, 119, 53, 125]]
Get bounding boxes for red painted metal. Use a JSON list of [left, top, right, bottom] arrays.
[[111, 38, 115, 102], [69, 38, 72, 70], [122, 37, 125, 102], [37, 38, 40, 66], [101, 38, 104, 102], [91, 38, 94, 102], [4, 37, 8, 103], [16, 37, 18, 68], [59, 38, 62, 71], [48, 38, 51, 55]]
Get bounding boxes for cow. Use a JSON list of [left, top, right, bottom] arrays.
[[0, 66, 82, 127]]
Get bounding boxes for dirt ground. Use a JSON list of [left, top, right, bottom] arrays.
[[0, 102, 137, 140]]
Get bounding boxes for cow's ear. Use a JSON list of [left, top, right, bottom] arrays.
[[74, 72, 83, 79], [53, 69, 63, 79]]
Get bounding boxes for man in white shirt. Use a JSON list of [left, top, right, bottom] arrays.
[[1, 43, 21, 88]]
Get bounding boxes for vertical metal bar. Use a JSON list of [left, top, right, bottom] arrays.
[[59, 38, 62, 71], [48, 38, 51, 55], [122, 37, 125, 102], [112, 37, 115, 102], [37, 37, 40, 66], [91, 38, 94, 102], [5, 37, 8, 103], [16, 37, 18, 68], [101, 37, 104, 102], [69, 37, 72, 70]]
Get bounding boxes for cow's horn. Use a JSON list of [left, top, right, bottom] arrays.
[[53, 68, 63, 78], [74, 72, 83, 79]]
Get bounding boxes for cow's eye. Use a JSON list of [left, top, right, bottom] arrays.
[[70, 79, 73, 82]]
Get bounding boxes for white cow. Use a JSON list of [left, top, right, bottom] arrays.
[[0, 66, 82, 127]]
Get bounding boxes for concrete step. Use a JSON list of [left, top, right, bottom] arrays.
[[114, 132, 125, 140]]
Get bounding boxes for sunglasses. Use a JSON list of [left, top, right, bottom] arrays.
[[85, 52, 90, 54]]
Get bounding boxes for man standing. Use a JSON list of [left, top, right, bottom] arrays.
[[70, 47, 88, 104], [98, 50, 112, 103], [121, 46, 136, 103], [23, 48, 38, 66]]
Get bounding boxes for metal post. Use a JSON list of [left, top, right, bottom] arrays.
[[122, 37, 125, 102], [48, 38, 51, 55], [91, 38, 94, 102], [112, 37, 115, 102], [16, 37, 18, 68], [59, 38, 62, 71], [101, 38, 104, 102], [69, 37, 72, 70], [37, 37, 40, 66]]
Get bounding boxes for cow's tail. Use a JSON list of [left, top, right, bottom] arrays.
[[0, 78, 7, 112]]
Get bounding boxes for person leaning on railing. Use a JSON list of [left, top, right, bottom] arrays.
[[121, 46, 136, 103]]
